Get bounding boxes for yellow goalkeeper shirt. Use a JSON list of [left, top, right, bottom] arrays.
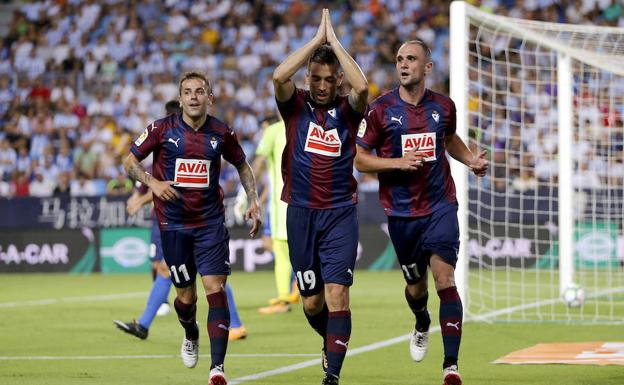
[[255, 120, 288, 240]]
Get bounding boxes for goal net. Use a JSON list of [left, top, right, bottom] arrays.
[[450, 1, 624, 323]]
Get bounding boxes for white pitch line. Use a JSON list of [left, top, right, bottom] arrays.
[[0, 353, 318, 361], [0, 299, 58, 307], [0, 292, 148, 308], [228, 288, 624, 385], [227, 328, 440, 385], [3, 286, 624, 381]]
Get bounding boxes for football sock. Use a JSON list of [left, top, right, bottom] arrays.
[[207, 291, 230, 369], [304, 302, 329, 340], [225, 284, 242, 328], [326, 310, 351, 378], [174, 297, 199, 340], [438, 286, 462, 368], [405, 288, 430, 332], [138, 275, 171, 329]]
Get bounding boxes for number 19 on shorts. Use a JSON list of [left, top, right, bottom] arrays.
[[296, 270, 316, 291]]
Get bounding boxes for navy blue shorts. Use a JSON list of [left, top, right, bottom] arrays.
[[287, 205, 358, 297], [160, 221, 231, 288], [388, 204, 459, 284], [149, 217, 164, 262]]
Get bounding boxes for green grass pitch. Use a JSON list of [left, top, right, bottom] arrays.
[[0, 272, 622, 385]]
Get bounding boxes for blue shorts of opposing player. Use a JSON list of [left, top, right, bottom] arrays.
[[160, 217, 231, 288], [388, 204, 460, 284], [150, 217, 164, 262], [263, 207, 272, 237], [286, 205, 358, 297]]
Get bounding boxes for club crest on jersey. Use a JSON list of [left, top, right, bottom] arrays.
[[174, 158, 210, 188], [431, 110, 440, 123], [210, 136, 218, 150], [134, 127, 149, 146], [401, 132, 436, 162], [304, 122, 342, 157], [328, 108, 336, 118]]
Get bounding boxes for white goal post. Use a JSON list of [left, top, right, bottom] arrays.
[[450, 1, 624, 323]]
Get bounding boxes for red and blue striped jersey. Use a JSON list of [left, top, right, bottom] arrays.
[[277, 89, 363, 209], [131, 113, 246, 230], [357, 88, 457, 217]]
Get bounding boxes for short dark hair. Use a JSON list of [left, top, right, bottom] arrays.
[[307, 45, 340, 69], [402, 39, 432, 61], [165, 100, 181, 115], [178, 71, 211, 95]]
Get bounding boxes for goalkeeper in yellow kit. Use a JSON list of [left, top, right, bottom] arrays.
[[253, 118, 299, 313]]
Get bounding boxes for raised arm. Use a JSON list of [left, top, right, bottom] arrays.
[[272, 10, 327, 102], [325, 9, 368, 112], [235, 160, 262, 237], [251, 154, 267, 180], [444, 133, 488, 177]]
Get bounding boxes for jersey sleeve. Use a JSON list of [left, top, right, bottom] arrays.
[[276, 88, 304, 127], [130, 121, 161, 161], [446, 99, 457, 136], [356, 105, 382, 150], [222, 129, 246, 167], [341, 93, 366, 123], [255, 122, 278, 158]]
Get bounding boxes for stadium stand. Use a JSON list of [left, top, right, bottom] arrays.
[[0, 0, 622, 198]]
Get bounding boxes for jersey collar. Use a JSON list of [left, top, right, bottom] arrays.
[[178, 113, 211, 133], [394, 87, 430, 107]]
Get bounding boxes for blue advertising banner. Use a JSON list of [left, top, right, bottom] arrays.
[[0, 192, 387, 229], [0, 196, 152, 229]]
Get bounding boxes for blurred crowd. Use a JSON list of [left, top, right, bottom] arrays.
[[465, 1, 624, 201], [0, 0, 622, 198]]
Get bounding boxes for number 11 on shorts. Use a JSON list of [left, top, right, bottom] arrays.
[[170, 264, 191, 284]]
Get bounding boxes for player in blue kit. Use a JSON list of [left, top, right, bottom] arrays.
[[273, 9, 368, 385], [355, 40, 488, 385], [124, 72, 261, 385], [113, 100, 180, 340]]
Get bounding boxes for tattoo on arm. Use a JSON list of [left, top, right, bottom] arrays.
[[125, 155, 152, 186], [237, 162, 258, 200]]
